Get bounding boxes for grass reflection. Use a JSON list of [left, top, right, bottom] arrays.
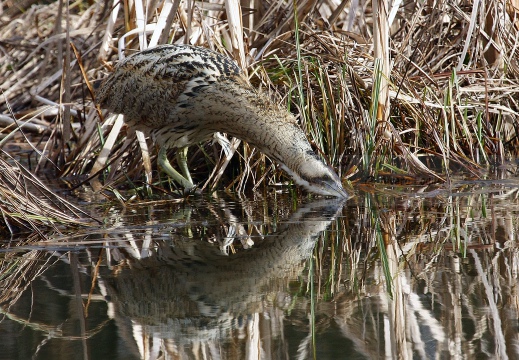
[[0, 183, 518, 359]]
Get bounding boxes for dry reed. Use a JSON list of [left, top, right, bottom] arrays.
[[1, 0, 518, 203]]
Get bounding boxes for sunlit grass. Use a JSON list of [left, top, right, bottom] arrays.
[[0, 0, 518, 216]]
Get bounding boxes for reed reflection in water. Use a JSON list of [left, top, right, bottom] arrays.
[[0, 184, 518, 360]]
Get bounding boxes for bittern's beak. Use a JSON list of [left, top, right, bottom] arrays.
[[321, 178, 349, 198]]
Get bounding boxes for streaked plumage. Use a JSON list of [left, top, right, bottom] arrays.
[[96, 44, 347, 197]]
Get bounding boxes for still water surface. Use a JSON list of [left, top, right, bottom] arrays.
[[1, 180, 518, 359]]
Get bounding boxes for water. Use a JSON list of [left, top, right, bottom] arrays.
[[1, 179, 518, 360]]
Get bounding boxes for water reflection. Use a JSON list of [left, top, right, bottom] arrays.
[[0, 183, 518, 360], [102, 198, 344, 359], [0, 196, 346, 359]]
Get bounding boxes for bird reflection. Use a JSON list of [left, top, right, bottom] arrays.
[[101, 198, 345, 358]]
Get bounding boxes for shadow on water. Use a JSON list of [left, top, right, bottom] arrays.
[[0, 177, 519, 360]]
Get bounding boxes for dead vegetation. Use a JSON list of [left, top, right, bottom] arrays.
[[0, 0, 518, 232], [0, 150, 90, 236]]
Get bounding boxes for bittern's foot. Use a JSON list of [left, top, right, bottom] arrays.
[[158, 147, 195, 191], [176, 147, 193, 184]]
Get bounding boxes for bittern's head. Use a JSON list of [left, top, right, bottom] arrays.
[[280, 153, 348, 198]]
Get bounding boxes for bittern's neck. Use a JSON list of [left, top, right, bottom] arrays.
[[208, 87, 314, 167], [199, 83, 346, 197]]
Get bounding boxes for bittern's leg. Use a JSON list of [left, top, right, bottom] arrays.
[[158, 147, 194, 190], [176, 147, 193, 184]]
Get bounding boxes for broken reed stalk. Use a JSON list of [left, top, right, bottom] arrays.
[[0, 151, 91, 236]]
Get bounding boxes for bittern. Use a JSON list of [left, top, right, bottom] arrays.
[[96, 44, 347, 197]]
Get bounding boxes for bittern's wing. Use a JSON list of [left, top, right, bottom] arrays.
[[95, 45, 244, 115]]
